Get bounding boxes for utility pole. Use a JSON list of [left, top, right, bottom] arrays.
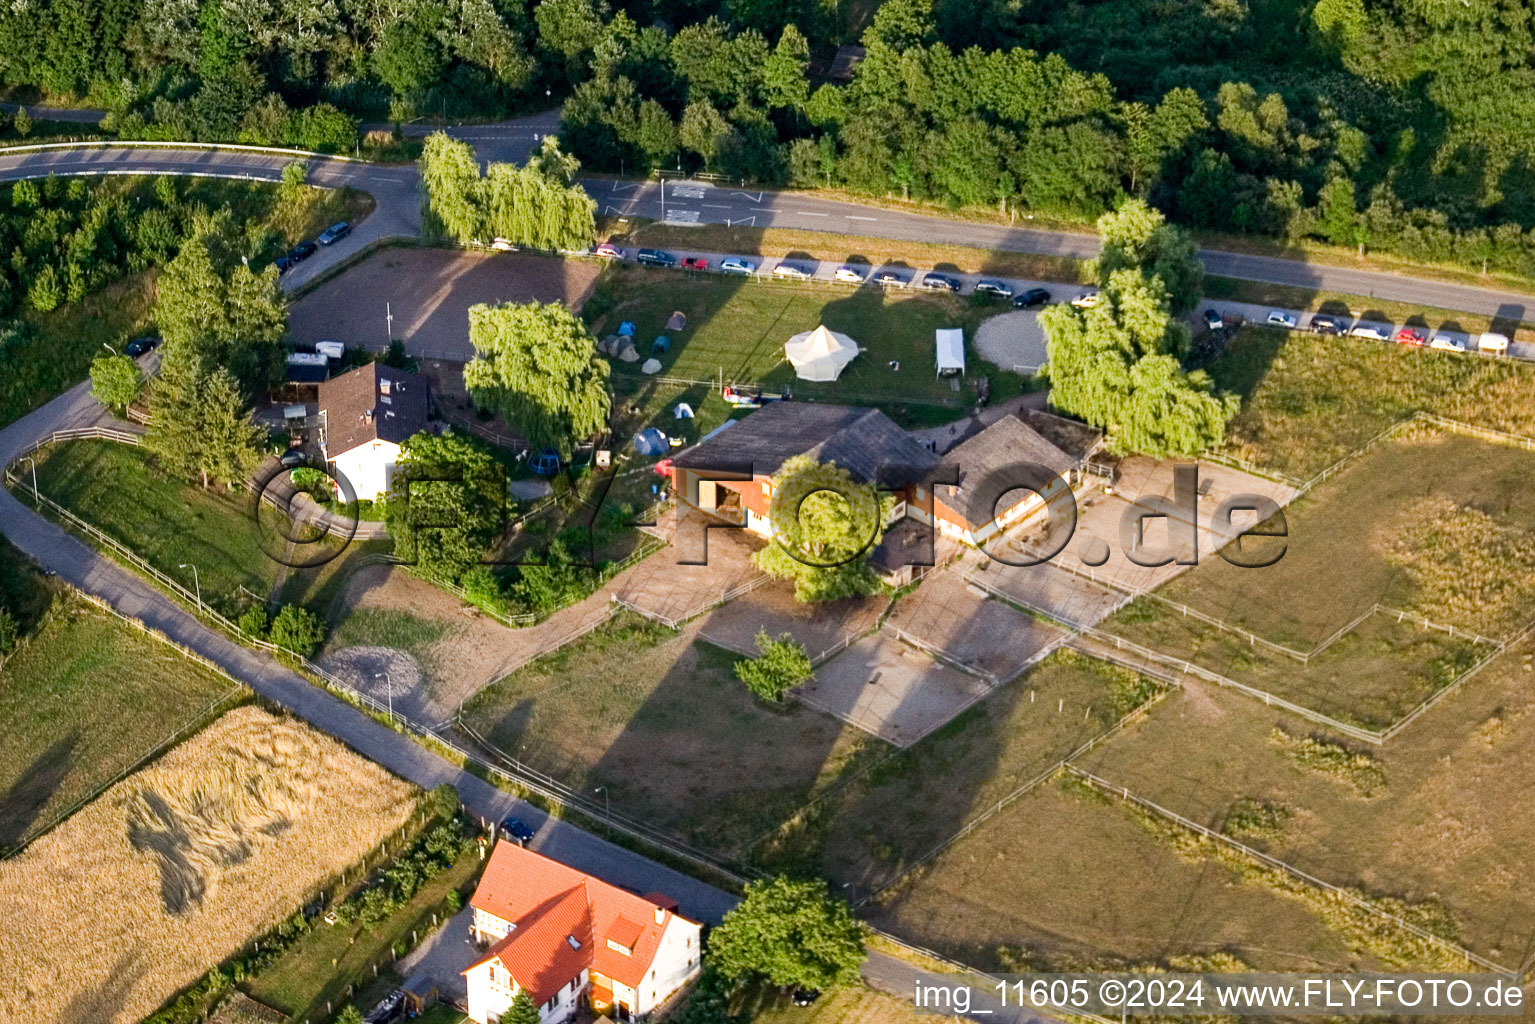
[[386, 302, 394, 343]]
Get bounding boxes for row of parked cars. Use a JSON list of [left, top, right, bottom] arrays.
[[1215, 307, 1511, 355], [274, 221, 353, 274], [595, 243, 1060, 307]]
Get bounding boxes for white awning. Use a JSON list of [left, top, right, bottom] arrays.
[[936, 328, 965, 375], [784, 325, 860, 381]]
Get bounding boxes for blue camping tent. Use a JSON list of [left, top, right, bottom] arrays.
[[633, 428, 668, 456], [651, 335, 671, 354], [529, 449, 562, 475], [617, 320, 637, 337]]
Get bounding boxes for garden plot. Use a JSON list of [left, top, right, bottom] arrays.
[[0, 706, 415, 1024], [1072, 650, 1535, 972]]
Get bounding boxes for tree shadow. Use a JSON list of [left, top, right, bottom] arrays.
[[0, 732, 80, 850], [56, 948, 144, 1024]]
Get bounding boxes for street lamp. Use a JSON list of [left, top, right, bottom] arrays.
[[101, 342, 116, 355], [375, 670, 393, 724], [19, 455, 37, 505], [594, 786, 609, 823], [178, 562, 201, 613]]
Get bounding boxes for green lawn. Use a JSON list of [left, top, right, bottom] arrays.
[[21, 439, 288, 616], [586, 264, 1030, 431], [241, 849, 482, 1023], [0, 595, 244, 849], [458, 614, 882, 857]]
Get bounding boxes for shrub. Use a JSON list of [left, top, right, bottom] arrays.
[[237, 606, 270, 638], [733, 629, 813, 702], [270, 604, 326, 657]]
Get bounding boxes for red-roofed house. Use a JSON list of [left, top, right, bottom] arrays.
[[464, 842, 703, 1023]]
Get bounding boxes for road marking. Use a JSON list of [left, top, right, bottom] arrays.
[[702, 204, 733, 209], [664, 209, 700, 224], [846, 215, 877, 221], [793, 212, 829, 217], [609, 182, 641, 194], [732, 191, 764, 202], [670, 186, 706, 199], [603, 204, 634, 216], [725, 216, 757, 227]]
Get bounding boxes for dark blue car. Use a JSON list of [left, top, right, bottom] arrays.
[[501, 817, 535, 843]]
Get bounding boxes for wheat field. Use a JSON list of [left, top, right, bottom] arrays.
[[0, 705, 417, 1024]]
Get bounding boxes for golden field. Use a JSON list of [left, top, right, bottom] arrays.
[[0, 706, 416, 1024]]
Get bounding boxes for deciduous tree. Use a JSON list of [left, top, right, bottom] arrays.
[[89, 354, 143, 413], [752, 456, 889, 603], [708, 876, 864, 991]]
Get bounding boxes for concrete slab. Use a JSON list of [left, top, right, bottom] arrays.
[[885, 565, 1066, 681], [797, 633, 994, 747]]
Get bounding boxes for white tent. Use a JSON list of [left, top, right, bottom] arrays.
[[936, 328, 965, 377], [784, 325, 860, 382]]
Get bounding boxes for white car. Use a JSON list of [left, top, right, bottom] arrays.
[[1429, 334, 1467, 353], [1266, 310, 1298, 329], [1070, 291, 1101, 309], [833, 265, 865, 284], [1350, 324, 1389, 341], [719, 257, 756, 275], [773, 262, 813, 281]]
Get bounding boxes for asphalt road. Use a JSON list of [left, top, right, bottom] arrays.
[[1, 108, 1532, 319]]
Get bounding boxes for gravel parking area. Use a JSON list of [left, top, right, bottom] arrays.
[[974, 309, 1049, 372], [290, 247, 603, 361]]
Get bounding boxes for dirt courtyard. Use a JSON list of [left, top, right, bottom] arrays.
[[290, 247, 603, 361]]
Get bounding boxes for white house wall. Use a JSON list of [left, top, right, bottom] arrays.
[[330, 439, 401, 502]]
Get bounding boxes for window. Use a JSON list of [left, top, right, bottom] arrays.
[[760, 480, 772, 495], [915, 486, 926, 500]]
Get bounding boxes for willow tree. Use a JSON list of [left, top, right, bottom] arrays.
[[463, 301, 610, 456], [421, 132, 595, 251], [1042, 268, 1236, 458]]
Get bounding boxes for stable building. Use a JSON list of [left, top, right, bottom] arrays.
[[669, 402, 1081, 550]]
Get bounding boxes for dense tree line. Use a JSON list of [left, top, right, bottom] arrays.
[[0, 175, 189, 316], [10, 0, 1535, 274]]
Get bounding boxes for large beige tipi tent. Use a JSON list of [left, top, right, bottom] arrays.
[[784, 324, 860, 381]]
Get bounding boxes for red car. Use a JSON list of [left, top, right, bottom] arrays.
[[1394, 327, 1427, 347], [682, 256, 709, 271]]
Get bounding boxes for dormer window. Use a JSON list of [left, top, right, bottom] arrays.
[[606, 938, 633, 956]]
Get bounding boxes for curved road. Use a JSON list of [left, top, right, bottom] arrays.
[[1, 106, 1532, 318]]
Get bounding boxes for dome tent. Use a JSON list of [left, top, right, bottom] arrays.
[[784, 325, 860, 382]]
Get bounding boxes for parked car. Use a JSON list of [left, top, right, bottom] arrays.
[[1478, 332, 1510, 355], [872, 269, 910, 287], [274, 255, 295, 274], [974, 279, 1014, 299], [773, 261, 813, 281], [500, 817, 536, 844], [1013, 287, 1050, 308], [1266, 310, 1298, 329], [1070, 291, 1101, 309], [681, 256, 709, 271], [791, 989, 821, 1007], [921, 272, 961, 292], [316, 221, 351, 246], [1429, 334, 1467, 352], [1350, 323, 1389, 341], [833, 265, 866, 284], [124, 335, 161, 357], [593, 242, 625, 259], [1394, 327, 1427, 347], [719, 257, 756, 275], [1203, 309, 1224, 331], [1310, 314, 1346, 335], [279, 448, 308, 468], [287, 240, 318, 263], [637, 248, 677, 267], [489, 237, 517, 251]]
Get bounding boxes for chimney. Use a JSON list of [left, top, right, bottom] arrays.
[[654, 907, 666, 925]]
